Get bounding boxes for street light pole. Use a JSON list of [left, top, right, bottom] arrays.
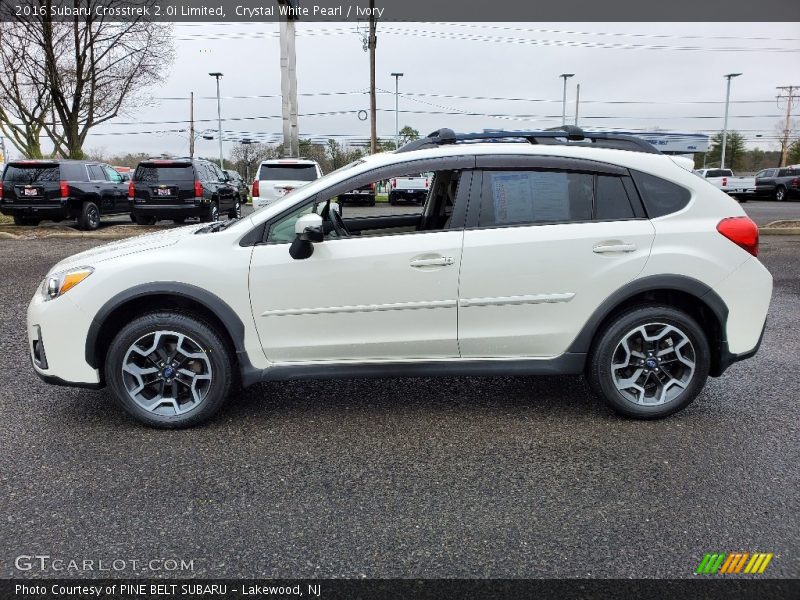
[[559, 73, 574, 127], [391, 72, 403, 150], [209, 72, 224, 169], [721, 73, 742, 169]]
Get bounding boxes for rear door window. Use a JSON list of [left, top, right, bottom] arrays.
[[3, 164, 60, 183], [87, 165, 106, 180], [595, 175, 636, 220], [135, 164, 195, 183], [259, 164, 318, 182], [478, 170, 593, 227]]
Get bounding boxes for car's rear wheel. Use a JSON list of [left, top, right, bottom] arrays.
[[775, 186, 787, 202], [201, 202, 219, 223], [105, 312, 233, 428], [228, 199, 241, 219], [77, 201, 100, 230], [13, 215, 38, 226], [173, 217, 186, 224], [587, 305, 710, 419]]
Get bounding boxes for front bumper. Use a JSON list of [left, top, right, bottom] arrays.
[[27, 291, 102, 387]]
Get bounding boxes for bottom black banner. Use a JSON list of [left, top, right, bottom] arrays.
[[1, 579, 798, 600]]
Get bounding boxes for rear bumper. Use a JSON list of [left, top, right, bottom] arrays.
[[132, 203, 205, 218], [1, 203, 70, 218], [339, 192, 375, 203]]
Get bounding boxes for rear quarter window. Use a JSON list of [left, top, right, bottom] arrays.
[[631, 171, 691, 218]]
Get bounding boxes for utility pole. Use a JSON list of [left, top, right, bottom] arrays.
[[209, 73, 224, 169], [574, 83, 580, 126], [189, 92, 195, 158], [777, 85, 799, 167], [559, 73, 574, 127], [721, 73, 742, 169], [278, 1, 300, 157], [391, 72, 403, 150], [368, 0, 377, 154], [0, 135, 6, 165]]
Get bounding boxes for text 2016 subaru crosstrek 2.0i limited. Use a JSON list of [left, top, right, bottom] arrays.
[[28, 128, 772, 428]]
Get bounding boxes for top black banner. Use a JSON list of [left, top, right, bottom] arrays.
[[1, 0, 799, 22]]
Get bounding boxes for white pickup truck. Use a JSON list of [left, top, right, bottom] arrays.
[[387, 173, 430, 205], [693, 168, 756, 202]]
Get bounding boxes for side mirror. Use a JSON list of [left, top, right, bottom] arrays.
[[289, 213, 324, 260]]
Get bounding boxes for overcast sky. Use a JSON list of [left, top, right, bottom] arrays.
[[77, 21, 800, 159]]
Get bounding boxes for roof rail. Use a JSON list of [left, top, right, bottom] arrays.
[[395, 126, 661, 155]]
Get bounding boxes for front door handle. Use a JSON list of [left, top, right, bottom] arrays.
[[593, 243, 637, 254], [410, 256, 455, 268]]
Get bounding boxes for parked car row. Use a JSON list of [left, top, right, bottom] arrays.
[[1, 158, 248, 230], [693, 166, 800, 202]]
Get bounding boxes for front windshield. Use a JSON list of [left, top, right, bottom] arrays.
[[249, 159, 366, 216]]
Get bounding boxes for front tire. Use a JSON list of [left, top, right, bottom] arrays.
[[586, 305, 710, 419], [105, 311, 233, 428], [77, 201, 100, 230]]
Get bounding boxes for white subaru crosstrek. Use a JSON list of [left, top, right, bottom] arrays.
[[28, 128, 772, 428]]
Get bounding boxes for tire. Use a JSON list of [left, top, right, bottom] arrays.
[[586, 304, 710, 419], [130, 214, 137, 223], [201, 202, 219, 223], [173, 217, 186, 224], [77, 201, 100, 230], [104, 311, 233, 429], [388, 192, 397, 206], [775, 186, 787, 202], [134, 214, 156, 225], [228, 199, 241, 220]]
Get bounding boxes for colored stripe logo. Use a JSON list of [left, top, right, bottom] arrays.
[[696, 552, 773, 574]]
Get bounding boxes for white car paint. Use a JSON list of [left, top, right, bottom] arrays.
[[28, 141, 772, 407], [252, 158, 322, 209]]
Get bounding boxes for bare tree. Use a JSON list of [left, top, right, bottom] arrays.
[[2, 1, 174, 159], [0, 22, 53, 158], [229, 143, 279, 182]]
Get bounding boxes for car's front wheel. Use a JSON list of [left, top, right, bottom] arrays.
[[586, 305, 710, 419], [105, 312, 233, 428]]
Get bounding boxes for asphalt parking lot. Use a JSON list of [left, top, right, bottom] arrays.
[[0, 231, 798, 579]]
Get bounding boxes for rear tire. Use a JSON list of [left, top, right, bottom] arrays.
[[173, 217, 186, 224], [105, 311, 233, 429], [388, 192, 397, 206], [77, 201, 100, 231], [775, 186, 787, 202], [201, 202, 219, 223], [586, 304, 710, 419]]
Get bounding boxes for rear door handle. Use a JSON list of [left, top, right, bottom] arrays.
[[410, 256, 454, 268], [593, 243, 637, 254]]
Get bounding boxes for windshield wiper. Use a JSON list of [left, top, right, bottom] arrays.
[[195, 217, 241, 235]]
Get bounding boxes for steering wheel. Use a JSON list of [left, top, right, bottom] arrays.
[[329, 206, 350, 238]]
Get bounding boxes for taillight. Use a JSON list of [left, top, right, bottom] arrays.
[[0, 181, 3, 197], [791, 177, 799, 188], [252, 180, 259, 197], [128, 180, 135, 200], [717, 216, 759, 257], [391, 178, 397, 188], [370, 182, 376, 191], [425, 178, 429, 188], [721, 177, 727, 187], [194, 180, 203, 198], [60, 181, 69, 198]]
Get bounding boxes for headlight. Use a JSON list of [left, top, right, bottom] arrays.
[[41, 267, 94, 300]]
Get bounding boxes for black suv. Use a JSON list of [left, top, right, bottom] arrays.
[[130, 158, 241, 224], [1, 159, 130, 230]]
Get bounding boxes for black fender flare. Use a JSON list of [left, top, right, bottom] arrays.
[[566, 274, 729, 355], [85, 282, 248, 369]]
